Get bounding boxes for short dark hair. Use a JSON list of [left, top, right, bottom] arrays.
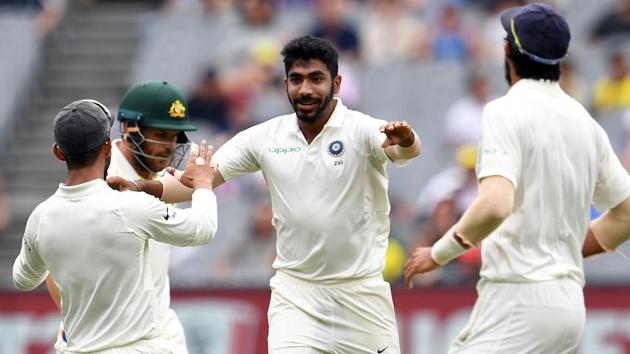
[[281, 36, 339, 78], [508, 41, 561, 81], [65, 146, 103, 170]]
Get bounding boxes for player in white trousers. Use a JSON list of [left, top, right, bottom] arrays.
[[13, 100, 217, 353], [47, 81, 198, 354], [404, 3, 630, 354], [128, 35, 422, 354]]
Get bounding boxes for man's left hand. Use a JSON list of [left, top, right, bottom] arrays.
[[381, 121, 414, 148], [403, 247, 440, 289]]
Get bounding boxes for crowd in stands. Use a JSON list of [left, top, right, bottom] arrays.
[[138, 0, 630, 289], [3, 0, 630, 288]]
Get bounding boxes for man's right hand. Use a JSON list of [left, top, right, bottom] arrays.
[[106, 176, 139, 192], [168, 140, 214, 190]]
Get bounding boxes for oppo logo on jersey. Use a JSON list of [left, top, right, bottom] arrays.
[[268, 147, 302, 154]]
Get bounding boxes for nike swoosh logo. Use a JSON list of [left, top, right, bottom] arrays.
[[377, 347, 388, 353], [163, 207, 170, 220]]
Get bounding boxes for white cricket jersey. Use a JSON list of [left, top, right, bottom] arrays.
[[477, 79, 630, 285], [213, 99, 392, 284], [12, 179, 217, 352], [108, 140, 172, 325]]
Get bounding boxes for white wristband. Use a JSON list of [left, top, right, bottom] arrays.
[[431, 226, 469, 265]]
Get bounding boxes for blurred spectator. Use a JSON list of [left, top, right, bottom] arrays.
[[591, 0, 630, 42], [309, 0, 360, 60], [0, 0, 65, 34], [559, 60, 588, 105], [223, 39, 287, 125], [478, 0, 525, 64], [0, 0, 42, 10], [188, 69, 231, 134], [593, 51, 630, 113], [411, 145, 481, 286], [432, 4, 474, 62], [224, 201, 275, 286], [362, 0, 428, 65], [237, 0, 274, 27], [444, 72, 491, 149]]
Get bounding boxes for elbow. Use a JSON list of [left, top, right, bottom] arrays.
[[488, 202, 512, 223], [481, 194, 513, 224], [13, 277, 34, 292], [190, 219, 218, 247]]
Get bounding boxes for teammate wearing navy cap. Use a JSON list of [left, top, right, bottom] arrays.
[[13, 99, 217, 353], [405, 3, 630, 353]]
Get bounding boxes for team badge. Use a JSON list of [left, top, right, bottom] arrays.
[[328, 140, 345, 157], [168, 100, 186, 118]]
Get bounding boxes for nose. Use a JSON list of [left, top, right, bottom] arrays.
[[298, 81, 313, 97]]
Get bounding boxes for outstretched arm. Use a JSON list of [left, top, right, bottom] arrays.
[[583, 196, 630, 257], [404, 176, 514, 288], [381, 121, 422, 165]]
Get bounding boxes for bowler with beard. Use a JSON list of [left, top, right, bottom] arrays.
[[12, 100, 218, 353], [150, 35, 422, 353]]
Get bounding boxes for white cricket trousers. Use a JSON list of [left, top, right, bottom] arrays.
[[268, 271, 400, 354], [449, 278, 585, 354]]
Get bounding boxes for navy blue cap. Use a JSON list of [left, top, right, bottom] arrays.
[[501, 3, 571, 65]]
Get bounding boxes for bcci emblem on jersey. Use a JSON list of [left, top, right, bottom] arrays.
[[328, 140, 345, 157]]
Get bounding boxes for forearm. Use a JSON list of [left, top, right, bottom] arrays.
[[582, 226, 607, 257], [136, 180, 164, 199], [456, 193, 510, 246], [588, 197, 630, 254], [385, 131, 421, 165], [159, 173, 193, 203], [46, 275, 61, 310], [187, 189, 218, 246], [431, 176, 513, 265]]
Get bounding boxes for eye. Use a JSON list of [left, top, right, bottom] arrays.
[[312, 76, 323, 83], [289, 77, 301, 84]]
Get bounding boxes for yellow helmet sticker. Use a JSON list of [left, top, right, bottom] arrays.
[[168, 100, 186, 119]]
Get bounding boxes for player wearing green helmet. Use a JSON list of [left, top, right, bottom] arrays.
[[117, 80, 197, 177], [48, 81, 199, 354]]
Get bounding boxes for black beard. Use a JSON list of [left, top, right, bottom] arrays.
[[289, 86, 335, 124]]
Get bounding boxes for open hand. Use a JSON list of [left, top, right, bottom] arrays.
[[167, 140, 214, 190], [403, 247, 440, 289], [380, 121, 414, 148]]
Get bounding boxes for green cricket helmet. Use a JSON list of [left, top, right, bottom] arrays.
[[118, 80, 196, 134], [117, 81, 196, 171]]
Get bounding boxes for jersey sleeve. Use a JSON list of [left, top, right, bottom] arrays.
[[13, 205, 49, 291], [593, 125, 630, 211], [122, 189, 218, 247], [357, 114, 388, 163], [476, 103, 522, 189], [213, 128, 262, 182]]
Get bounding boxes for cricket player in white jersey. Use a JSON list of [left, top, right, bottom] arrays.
[[47, 81, 198, 354], [404, 3, 630, 354], [12, 99, 217, 353], [130, 35, 422, 354]]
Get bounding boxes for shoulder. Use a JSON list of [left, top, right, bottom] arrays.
[[344, 108, 387, 130], [247, 114, 292, 135]]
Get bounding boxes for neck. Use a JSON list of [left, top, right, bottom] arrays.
[[118, 140, 154, 180], [298, 100, 337, 144], [64, 166, 105, 186], [509, 66, 521, 86]]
